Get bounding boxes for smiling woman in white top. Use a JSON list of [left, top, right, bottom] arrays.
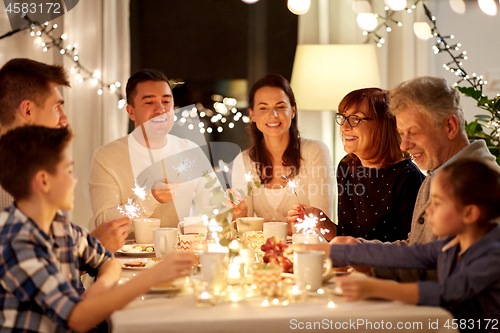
[[231, 74, 335, 235]]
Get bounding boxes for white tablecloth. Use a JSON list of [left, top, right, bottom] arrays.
[[111, 266, 457, 333]]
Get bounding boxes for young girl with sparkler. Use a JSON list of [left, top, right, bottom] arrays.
[[231, 74, 336, 236], [291, 160, 500, 329]]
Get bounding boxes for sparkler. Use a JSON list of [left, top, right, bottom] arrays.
[[174, 158, 195, 181], [118, 180, 148, 218], [282, 175, 300, 201], [118, 198, 144, 218], [295, 212, 329, 243], [218, 159, 230, 185], [243, 171, 253, 183], [132, 180, 147, 200]]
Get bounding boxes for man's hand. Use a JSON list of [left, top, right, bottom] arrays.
[[151, 179, 180, 204], [91, 217, 130, 252]]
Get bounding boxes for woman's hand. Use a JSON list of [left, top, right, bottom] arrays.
[[288, 205, 336, 239], [227, 189, 248, 219]]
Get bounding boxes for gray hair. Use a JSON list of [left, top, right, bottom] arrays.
[[388, 76, 464, 131]]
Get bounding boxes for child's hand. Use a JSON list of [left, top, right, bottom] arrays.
[[285, 243, 331, 257], [335, 274, 375, 301], [154, 251, 197, 283]]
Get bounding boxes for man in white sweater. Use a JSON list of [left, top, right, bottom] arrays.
[[0, 58, 129, 252], [89, 69, 213, 229]]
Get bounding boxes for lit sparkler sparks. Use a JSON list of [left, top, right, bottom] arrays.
[[295, 212, 329, 242], [132, 181, 147, 200], [244, 171, 253, 183], [174, 158, 195, 180], [282, 175, 300, 200], [118, 198, 143, 218], [217, 159, 233, 202]]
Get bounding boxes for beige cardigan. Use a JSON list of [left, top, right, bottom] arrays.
[[232, 138, 335, 223]]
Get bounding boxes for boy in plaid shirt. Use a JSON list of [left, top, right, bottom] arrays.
[[0, 126, 195, 332]]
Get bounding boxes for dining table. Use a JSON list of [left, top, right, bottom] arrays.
[[110, 254, 459, 333]]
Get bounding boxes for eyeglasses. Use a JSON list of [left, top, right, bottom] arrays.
[[335, 113, 373, 128]]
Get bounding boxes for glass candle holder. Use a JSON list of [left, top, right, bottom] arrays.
[[193, 280, 218, 307]]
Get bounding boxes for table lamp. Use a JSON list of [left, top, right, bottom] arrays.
[[290, 43, 381, 165]]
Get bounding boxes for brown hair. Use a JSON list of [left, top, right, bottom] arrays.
[[0, 58, 70, 126], [247, 73, 301, 183], [126, 69, 170, 107], [0, 125, 73, 200], [440, 159, 500, 225], [338, 88, 408, 169]]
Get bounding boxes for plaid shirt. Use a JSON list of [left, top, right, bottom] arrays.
[[0, 205, 113, 332]]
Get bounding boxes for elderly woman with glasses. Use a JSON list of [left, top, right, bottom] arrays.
[[289, 88, 424, 242]]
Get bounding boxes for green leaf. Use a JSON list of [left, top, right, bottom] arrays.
[[205, 177, 217, 188], [493, 98, 500, 111], [474, 114, 491, 120], [457, 86, 482, 100]]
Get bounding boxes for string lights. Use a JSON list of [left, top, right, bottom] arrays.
[[353, 0, 421, 47], [421, 4, 486, 90], [173, 96, 251, 135], [20, 14, 127, 109]]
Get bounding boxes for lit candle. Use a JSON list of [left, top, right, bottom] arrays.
[[228, 262, 241, 283]]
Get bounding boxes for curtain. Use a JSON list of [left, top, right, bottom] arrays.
[[0, 0, 130, 229]]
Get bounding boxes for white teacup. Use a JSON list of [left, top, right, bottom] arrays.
[[292, 233, 320, 244], [232, 217, 264, 233], [178, 216, 207, 236], [153, 228, 178, 258], [263, 222, 288, 242], [133, 218, 160, 244], [200, 252, 226, 285], [293, 250, 332, 291]]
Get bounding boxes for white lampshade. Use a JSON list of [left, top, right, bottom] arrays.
[[290, 44, 381, 111]]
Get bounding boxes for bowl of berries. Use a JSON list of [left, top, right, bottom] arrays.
[[260, 236, 293, 274]]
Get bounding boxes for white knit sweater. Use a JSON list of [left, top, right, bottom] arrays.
[[232, 138, 335, 223]]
